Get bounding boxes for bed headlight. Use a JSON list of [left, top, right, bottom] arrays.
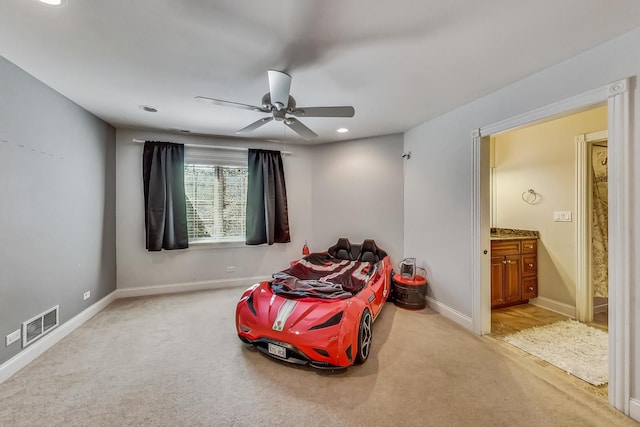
[[309, 311, 344, 330]]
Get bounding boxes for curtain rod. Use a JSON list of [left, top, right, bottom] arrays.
[[132, 138, 291, 155]]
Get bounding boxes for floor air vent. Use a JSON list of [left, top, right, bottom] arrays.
[[22, 305, 59, 348]]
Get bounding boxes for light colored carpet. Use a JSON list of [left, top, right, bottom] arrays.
[[502, 320, 608, 386], [0, 288, 636, 427]]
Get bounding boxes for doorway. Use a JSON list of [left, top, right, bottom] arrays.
[[471, 78, 631, 414], [486, 107, 609, 397], [576, 130, 609, 327], [488, 106, 607, 324], [589, 139, 608, 328]]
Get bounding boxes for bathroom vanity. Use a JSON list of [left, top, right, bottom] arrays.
[[490, 229, 539, 309]]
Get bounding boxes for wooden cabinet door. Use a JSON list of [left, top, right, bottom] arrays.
[[504, 255, 521, 304], [491, 256, 506, 307]]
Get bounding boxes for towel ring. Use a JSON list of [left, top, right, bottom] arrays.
[[522, 189, 538, 204]]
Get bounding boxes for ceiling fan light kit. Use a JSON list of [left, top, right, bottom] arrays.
[[196, 70, 355, 141]]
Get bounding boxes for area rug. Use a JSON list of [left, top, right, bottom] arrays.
[[501, 320, 608, 386]]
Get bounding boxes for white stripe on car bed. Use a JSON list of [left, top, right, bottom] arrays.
[[273, 299, 298, 331], [296, 257, 350, 271]]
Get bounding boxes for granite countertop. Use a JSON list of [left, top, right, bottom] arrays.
[[490, 228, 539, 240]]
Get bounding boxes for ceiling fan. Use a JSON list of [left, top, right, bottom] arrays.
[[195, 70, 355, 140]]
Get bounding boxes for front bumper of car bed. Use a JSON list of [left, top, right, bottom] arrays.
[[239, 336, 349, 369]]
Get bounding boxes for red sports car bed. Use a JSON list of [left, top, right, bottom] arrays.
[[235, 238, 392, 368]]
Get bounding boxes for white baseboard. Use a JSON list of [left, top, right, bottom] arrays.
[[425, 296, 473, 330], [630, 398, 640, 422], [0, 290, 118, 384], [529, 296, 576, 318], [115, 276, 269, 299]]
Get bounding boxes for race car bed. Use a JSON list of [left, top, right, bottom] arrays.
[[235, 238, 392, 368]]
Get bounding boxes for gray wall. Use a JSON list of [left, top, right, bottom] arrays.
[[0, 57, 116, 365], [310, 134, 404, 265]]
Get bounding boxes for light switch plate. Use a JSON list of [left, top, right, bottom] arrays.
[[553, 211, 572, 222]]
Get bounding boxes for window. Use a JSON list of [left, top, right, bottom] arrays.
[[183, 148, 248, 243]]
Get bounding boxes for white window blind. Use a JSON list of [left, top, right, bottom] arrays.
[[184, 147, 248, 243]]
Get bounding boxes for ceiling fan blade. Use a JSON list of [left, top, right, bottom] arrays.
[[285, 118, 318, 140], [236, 117, 273, 134], [268, 70, 291, 110], [290, 106, 355, 118], [195, 96, 264, 112]]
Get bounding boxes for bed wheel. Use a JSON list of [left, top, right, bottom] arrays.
[[356, 308, 372, 364]]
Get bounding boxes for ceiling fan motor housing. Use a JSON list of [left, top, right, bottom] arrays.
[[196, 69, 354, 140]]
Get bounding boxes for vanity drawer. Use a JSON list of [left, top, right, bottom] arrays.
[[491, 240, 521, 256], [521, 255, 537, 276], [521, 239, 537, 254], [522, 276, 538, 299]]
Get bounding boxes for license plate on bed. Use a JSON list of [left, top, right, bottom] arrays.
[[268, 343, 286, 358]]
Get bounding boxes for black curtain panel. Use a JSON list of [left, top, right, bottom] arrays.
[[246, 149, 291, 245], [142, 141, 189, 251]]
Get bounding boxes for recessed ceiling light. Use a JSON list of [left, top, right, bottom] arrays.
[[39, 0, 63, 5], [139, 105, 158, 113], [337, 128, 349, 133]]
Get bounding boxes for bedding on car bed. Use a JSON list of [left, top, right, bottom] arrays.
[[270, 253, 378, 299]]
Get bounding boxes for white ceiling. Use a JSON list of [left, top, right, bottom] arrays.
[[2, 0, 640, 144]]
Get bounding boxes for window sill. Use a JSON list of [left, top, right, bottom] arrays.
[[188, 240, 247, 250]]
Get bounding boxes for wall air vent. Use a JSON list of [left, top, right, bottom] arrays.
[[22, 305, 59, 348]]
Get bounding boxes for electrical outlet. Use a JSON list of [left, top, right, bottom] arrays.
[[6, 329, 20, 346], [226, 266, 236, 273], [83, 291, 91, 300]]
